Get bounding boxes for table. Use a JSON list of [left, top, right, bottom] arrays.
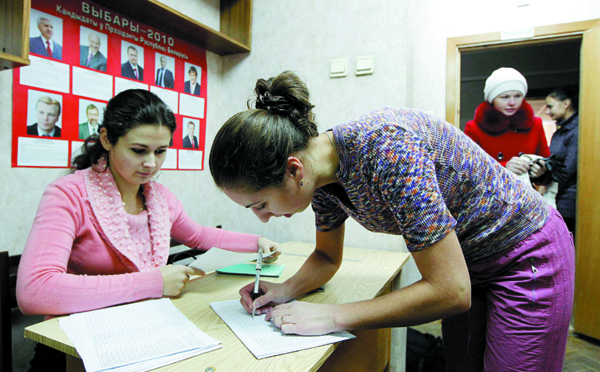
[[24, 241, 410, 371]]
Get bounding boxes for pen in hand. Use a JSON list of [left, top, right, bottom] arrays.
[[251, 251, 263, 316]]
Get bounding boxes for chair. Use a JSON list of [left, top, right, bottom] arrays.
[[167, 240, 204, 265], [1, 251, 20, 372]]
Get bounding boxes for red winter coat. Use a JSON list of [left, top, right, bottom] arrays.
[[464, 101, 550, 166]]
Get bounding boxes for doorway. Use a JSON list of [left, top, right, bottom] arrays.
[[446, 20, 600, 341]]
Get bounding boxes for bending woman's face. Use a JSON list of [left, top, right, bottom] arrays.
[[101, 124, 171, 190], [492, 91, 524, 116], [222, 177, 313, 223]]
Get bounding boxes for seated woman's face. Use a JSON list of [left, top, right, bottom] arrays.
[[492, 91, 524, 117], [104, 124, 171, 189]]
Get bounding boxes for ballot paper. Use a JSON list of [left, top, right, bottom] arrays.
[[58, 298, 221, 372], [210, 299, 355, 359], [188, 247, 274, 273]]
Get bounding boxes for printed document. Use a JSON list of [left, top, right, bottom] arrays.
[[210, 299, 355, 359], [59, 298, 221, 372]]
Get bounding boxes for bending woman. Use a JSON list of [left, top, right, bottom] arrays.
[[209, 71, 574, 371], [465, 67, 550, 176]]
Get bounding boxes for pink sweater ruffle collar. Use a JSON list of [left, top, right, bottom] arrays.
[[83, 159, 171, 271]]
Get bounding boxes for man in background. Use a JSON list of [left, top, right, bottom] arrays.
[[121, 46, 144, 80], [182, 121, 199, 149], [29, 16, 63, 60], [80, 33, 107, 71], [79, 104, 100, 139], [156, 56, 174, 88], [184, 66, 200, 96], [27, 96, 62, 137]]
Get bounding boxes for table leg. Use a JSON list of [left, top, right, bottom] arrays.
[[66, 354, 85, 372]]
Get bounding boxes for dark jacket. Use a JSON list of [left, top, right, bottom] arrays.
[[550, 113, 578, 219], [27, 124, 62, 137]]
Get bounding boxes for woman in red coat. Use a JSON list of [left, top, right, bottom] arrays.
[[465, 67, 550, 176]]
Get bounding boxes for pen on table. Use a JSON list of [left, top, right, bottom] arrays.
[[251, 250, 263, 316]]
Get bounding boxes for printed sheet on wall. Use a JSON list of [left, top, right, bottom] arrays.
[[12, 0, 208, 170]]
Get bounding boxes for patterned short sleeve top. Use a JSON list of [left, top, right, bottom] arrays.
[[311, 108, 548, 263]]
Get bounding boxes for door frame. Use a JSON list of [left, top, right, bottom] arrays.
[[445, 19, 600, 340]]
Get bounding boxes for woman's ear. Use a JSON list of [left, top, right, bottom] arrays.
[[563, 98, 572, 111], [286, 156, 304, 184], [99, 127, 112, 151]]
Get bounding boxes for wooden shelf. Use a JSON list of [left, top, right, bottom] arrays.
[[0, 0, 32, 70], [94, 0, 252, 55], [0, 0, 251, 70]]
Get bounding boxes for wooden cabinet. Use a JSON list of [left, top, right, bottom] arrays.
[[0, 0, 32, 70], [0, 0, 252, 70], [95, 0, 253, 55]]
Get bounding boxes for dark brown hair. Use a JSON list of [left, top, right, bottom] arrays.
[[209, 71, 319, 190], [547, 86, 579, 111]]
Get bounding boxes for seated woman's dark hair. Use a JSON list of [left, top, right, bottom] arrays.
[[72, 89, 176, 171], [209, 71, 319, 191]]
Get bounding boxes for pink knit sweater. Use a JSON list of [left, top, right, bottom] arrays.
[[17, 165, 259, 317]]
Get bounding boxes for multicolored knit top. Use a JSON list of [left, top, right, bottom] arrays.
[[311, 107, 548, 263]]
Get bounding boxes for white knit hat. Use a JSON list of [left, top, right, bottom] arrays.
[[484, 67, 528, 103]]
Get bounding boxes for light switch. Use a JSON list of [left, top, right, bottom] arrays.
[[355, 55, 374, 76], [330, 59, 347, 78]]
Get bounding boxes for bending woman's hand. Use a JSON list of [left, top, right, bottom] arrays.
[[257, 236, 282, 263], [159, 264, 204, 297], [266, 302, 342, 335], [239, 280, 292, 315]]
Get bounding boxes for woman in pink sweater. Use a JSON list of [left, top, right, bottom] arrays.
[[17, 89, 280, 370]]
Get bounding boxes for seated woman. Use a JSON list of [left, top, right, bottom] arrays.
[[17, 89, 280, 369], [465, 67, 550, 176]]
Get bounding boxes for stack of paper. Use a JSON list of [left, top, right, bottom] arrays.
[[59, 298, 221, 372], [210, 300, 355, 359]]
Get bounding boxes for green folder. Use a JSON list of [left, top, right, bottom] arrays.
[[216, 263, 284, 277]]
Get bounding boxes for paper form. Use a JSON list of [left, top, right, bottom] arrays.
[[188, 247, 274, 273], [59, 298, 221, 372], [217, 263, 284, 277], [210, 300, 355, 359]]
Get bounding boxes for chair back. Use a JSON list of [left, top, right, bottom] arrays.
[[0, 251, 12, 372]]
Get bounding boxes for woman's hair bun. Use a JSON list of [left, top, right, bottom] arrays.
[[255, 91, 292, 114]]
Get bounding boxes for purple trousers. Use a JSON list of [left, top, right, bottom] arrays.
[[442, 206, 575, 371]]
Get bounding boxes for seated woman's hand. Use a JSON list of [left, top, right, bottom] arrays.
[[159, 264, 204, 297], [258, 236, 282, 263]]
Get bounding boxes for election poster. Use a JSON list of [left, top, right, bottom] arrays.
[[12, 0, 208, 170]]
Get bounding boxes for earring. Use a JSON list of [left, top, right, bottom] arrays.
[[300, 181, 304, 186]]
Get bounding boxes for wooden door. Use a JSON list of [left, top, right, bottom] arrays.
[[573, 19, 600, 340]]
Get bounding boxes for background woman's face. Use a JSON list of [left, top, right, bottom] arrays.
[[545, 96, 568, 121], [492, 91, 524, 116]]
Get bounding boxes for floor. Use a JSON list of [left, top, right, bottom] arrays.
[[411, 320, 600, 371]]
